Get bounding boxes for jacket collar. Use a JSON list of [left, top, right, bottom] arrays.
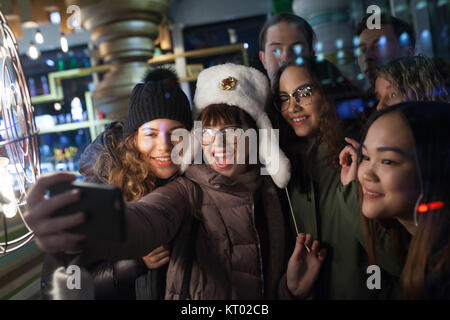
[[184, 164, 261, 194]]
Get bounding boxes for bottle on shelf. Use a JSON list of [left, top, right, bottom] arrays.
[[28, 77, 37, 97], [57, 53, 65, 71], [40, 75, 50, 95]]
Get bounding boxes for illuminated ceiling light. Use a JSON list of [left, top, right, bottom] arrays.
[[34, 28, 44, 44], [295, 57, 304, 65], [22, 21, 39, 29], [378, 35, 387, 47], [50, 11, 61, 24], [335, 38, 344, 50], [54, 102, 62, 111], [293, 44, 303, 56], [416, 1, 428, 9], [60, 33, 68, 53], [421, 29, 431, 39], [315, 41, 323, 53], [27, 41, 40, 60], [243, 42, 249, 50], [352, 36, 360, 47]]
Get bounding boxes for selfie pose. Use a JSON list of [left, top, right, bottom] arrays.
[[40, 68, 193, 300], [270, 58, 402, 299], [354, 101, 450, 299], [25, 63, 326, 300]]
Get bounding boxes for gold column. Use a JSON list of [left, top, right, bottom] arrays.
[[66, 0, 170, 120]]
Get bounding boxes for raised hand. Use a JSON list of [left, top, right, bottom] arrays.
[[24, 172, 86, 253], [339, 137, 360, 186], [286, 233, 326, 299]]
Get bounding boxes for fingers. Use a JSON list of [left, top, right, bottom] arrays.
[[295, 234, 326, 261], [26, 172, 76, 207], [304, 233, 313, 250], [291, 233, 306, 261], [318, 248, 327, 262], [33, 212, 85, 237], [35, 232, 86, 254], [345, 137, 360, 150], [142, 247, 171, 269], [147, 245, 169, 256], [339, 146, 357, 167], [149, 249, 170, 261], [151, 256, 170, 269], [25, 189, 81, 230]]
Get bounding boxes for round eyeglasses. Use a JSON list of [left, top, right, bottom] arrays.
[[201, 126, 243, 146], [276, 85, 314, 112]]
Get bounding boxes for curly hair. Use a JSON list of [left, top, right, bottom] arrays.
[[377, 56, 450, 103], [108, 133, 157, 202], [270, 59, 360, 167]]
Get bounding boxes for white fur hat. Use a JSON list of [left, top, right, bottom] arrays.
[[181, 63, 290, 188]]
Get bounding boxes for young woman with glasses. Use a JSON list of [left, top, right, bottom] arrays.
[[269, 58, 403, 299], [24, 63, 327, 300]]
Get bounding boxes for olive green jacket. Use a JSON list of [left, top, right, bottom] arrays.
[[283, 137, 403, 299]]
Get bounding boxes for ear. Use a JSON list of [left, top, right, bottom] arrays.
[[259, 50, 267, 69]]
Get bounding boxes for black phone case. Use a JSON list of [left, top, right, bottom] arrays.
[[48, 181, 126, 242]]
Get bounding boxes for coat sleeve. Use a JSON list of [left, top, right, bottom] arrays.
[[79, 177, 193, 264], [337, 180, 402, 277]]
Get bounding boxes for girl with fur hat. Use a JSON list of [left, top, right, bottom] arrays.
[[25, 63, 326, 299], [40, 68, 193, 300], [270, 58, 402, 299]]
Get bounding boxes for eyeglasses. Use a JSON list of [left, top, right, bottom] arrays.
[[276, 85, 314, 112], [201, 126, 243, 146]]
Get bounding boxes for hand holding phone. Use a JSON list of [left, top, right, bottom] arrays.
[[49, 181, 125, 243]]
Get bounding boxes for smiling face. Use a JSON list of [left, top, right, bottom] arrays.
[[357, 111, 421, 222], [278, 65, 321, 137], [375, 75, 404, 110], [136, 118, 185, 179], [259, 21, 313, 83], [201, 121, 250, 179]]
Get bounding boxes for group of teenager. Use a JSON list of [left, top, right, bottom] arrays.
[[24, 12, 450, 300]]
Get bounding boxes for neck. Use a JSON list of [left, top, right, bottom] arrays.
[[396, 216, 418, 235]]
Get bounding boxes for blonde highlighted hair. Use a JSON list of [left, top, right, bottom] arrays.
[[377, 56, 450, 103]]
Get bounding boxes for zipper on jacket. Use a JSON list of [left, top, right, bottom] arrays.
[[249, 193, 264, 298]]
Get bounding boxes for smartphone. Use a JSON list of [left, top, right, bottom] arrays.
[[48, 181, 126, 243]]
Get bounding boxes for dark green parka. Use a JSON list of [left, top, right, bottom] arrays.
[[282, 137, 403, 299]]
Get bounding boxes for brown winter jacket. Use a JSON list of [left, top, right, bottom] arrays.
[[81, 164, 294, 299]]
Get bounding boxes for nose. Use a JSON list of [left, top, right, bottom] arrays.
[[281, 48, 296, 64], [287, 97, 302, 113], [361, 164, 379, 183], [155, 132, 173, 152]]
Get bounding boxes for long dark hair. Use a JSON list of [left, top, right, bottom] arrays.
[[269, 58, 360, 167], [358, 101, 450, 299]]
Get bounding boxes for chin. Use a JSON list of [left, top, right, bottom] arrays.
[[154, 167, 178, 180], [361, 203, 384, 220]]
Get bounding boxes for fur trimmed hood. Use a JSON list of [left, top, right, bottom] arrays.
[[180, 63, 291, 188]]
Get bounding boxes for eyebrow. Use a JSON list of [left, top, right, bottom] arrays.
[[279, 83, 313, 96], [362, 144, 407, 156], [141, 125, 185, 132], [268, 41, 306, 47]]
